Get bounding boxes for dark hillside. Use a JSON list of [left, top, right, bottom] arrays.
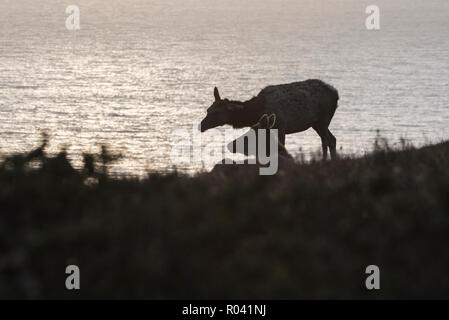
[[1, 138, 448, 298]]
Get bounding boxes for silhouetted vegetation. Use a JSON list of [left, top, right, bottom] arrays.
[[1, 135, 449, 299]]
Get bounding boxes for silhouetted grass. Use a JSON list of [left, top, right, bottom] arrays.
[[1, 135, 449, 299]]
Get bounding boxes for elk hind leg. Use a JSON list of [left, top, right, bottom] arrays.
[[327, 129, 337, 160]]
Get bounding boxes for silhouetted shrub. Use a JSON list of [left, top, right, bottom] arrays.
[[1, 138, 449, 299]]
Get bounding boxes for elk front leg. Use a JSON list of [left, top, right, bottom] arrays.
[[277, 128, 286, 147]]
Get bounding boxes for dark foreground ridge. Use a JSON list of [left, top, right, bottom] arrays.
[[1, 137, 449, 299]]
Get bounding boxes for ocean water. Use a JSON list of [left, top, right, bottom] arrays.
[[1, 0, 448, 175]]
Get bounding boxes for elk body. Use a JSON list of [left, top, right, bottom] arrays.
[[200, 79, 339, 160]]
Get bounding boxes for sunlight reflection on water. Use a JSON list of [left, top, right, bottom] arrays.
[[0, 0, 448, 175]]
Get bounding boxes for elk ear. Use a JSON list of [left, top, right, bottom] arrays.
[[214, 87, 221, 101], [256, 114, 269, 127], [268, 114, 276, 128], [257, 114, 269, 124]]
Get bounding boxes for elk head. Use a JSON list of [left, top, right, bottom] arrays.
[[199, 87, 244, 132]]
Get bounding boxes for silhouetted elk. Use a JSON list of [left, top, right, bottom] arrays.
[[210, 114, 295, 179], [200, 79, 339, 160], [228, 113, 293, 162]]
